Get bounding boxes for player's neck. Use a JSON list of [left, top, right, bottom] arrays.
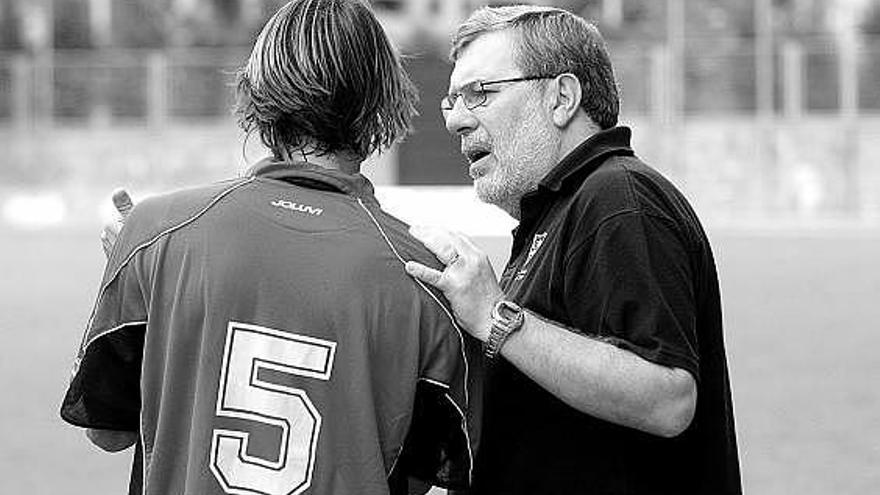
[[305, 153, 361, 174], [280, 144, 362, 175]]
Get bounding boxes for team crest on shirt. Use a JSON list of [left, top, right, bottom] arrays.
[[515, 231, 548, 280]]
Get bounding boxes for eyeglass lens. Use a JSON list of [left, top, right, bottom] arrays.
[[441, 82, 486, 111]]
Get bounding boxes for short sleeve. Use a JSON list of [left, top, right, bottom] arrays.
[[564, 212, 700, 378], [402, 282, 483, 489], [417, 286, 472, 397], [60, 222, 150, 431]]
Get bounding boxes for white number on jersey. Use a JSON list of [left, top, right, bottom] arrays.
[[210, 322, 337, 495]]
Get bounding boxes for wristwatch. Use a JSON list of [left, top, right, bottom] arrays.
[[485, 299, 525, 360]]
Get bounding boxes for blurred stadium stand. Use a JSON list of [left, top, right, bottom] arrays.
[[1, 0, 879, 226]]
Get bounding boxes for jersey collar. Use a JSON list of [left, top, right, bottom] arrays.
[[514, 126, 635, 239], [248, 158, 378, 204]]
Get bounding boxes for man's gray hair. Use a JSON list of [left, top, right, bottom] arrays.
[[451, 5, 619, 129]]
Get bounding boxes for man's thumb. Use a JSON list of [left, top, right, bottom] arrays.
[[112, 188, 134, 218]]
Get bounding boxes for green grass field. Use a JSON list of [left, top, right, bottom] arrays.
[[1, 225, 878, 494]]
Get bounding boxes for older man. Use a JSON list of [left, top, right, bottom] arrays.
[[406, 5, 741, 494]]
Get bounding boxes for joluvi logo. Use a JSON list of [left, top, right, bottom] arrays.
[[270, 198, 324, 216]]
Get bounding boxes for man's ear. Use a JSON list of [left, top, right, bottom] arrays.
[[549, 73, 582, 127]]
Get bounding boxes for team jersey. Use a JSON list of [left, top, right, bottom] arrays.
[[60, 160, 480, 495]]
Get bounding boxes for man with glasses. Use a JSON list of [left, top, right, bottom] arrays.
[[407, 5, 741, 494]]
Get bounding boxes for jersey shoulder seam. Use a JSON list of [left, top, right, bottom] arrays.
[[80, 178, 256, 352], [355, 198, 474, 485]]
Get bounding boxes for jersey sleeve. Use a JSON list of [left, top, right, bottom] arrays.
[[397, 283, 483, 490], [564, 211, 700, 378], [361, 205, 482, 489], [60, 212, 151, 431]]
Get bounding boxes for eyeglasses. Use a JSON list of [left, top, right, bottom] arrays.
[[440, 75, 557, 112]]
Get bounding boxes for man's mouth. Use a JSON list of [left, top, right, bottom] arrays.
[[464, 148, 491, 180], [462, 141, 493, 179], [466, 148, 491, 164]]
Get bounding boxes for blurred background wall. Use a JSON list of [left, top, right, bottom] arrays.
[[1, 0, 880, 226]]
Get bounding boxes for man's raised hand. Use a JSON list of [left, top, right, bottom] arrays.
[[404, 225, 504, 342]]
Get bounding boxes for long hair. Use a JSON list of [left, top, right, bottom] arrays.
[[234, 0, 418, 160], [451, 5, 619, 130]]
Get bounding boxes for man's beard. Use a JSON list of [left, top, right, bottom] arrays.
[[474, 110, 559, 218]]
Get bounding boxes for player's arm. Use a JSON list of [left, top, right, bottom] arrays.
[[83, 188, 141, 453], [86, 428, 137, 452], [90, 187, 140, 453]]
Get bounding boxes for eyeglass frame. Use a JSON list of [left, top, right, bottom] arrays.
[[440, 75, 559, 112]]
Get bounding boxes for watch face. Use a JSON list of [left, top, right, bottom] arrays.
[[487, 301, 524, 359], [496, 300, 522, 321], [497, 306, 514, 320], [493, 301, 524, 332]]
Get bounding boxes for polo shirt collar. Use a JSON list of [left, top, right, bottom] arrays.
[[538, 126, 634, 193], [248, 157, 377, 203]]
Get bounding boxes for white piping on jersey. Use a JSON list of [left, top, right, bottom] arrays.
[[355, 198, 469, 395], [386, 441, 406, 482], [70, 320, 147, 377], [139, 418, 148, 494], [385, 377, 465, 481], [356, 197, 474, 484], [419, 377, 450, 390], [419, 378, 474, 429], [78, 178, 256, 355], [74, 178, 254, 493]]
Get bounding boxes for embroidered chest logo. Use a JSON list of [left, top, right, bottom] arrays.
[[270, 198, 324, 216], [515, 231, 548, 281]]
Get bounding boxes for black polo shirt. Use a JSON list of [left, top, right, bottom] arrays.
[[470, 127, 741, 494]]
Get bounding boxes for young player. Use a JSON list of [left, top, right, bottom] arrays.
[[60, 2, 479, 494]]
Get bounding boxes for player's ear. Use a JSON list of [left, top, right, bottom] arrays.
[[549, 73, 582, 128]]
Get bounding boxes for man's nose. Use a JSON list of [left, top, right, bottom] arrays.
[[443, 99, 477, 137]]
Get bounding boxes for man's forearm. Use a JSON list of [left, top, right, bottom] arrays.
[[400, 228, 697, 436], [498, 311, 697, 437]]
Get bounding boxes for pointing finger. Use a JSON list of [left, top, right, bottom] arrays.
[[405, 261, 444, 288]]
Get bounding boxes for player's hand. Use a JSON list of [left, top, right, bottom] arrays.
[[100, 188, 135, 258], [405, 225, 503, 342], [86, 428, 137, 452]]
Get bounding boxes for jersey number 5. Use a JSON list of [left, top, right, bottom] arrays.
[[210, 322, 337, 495]]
